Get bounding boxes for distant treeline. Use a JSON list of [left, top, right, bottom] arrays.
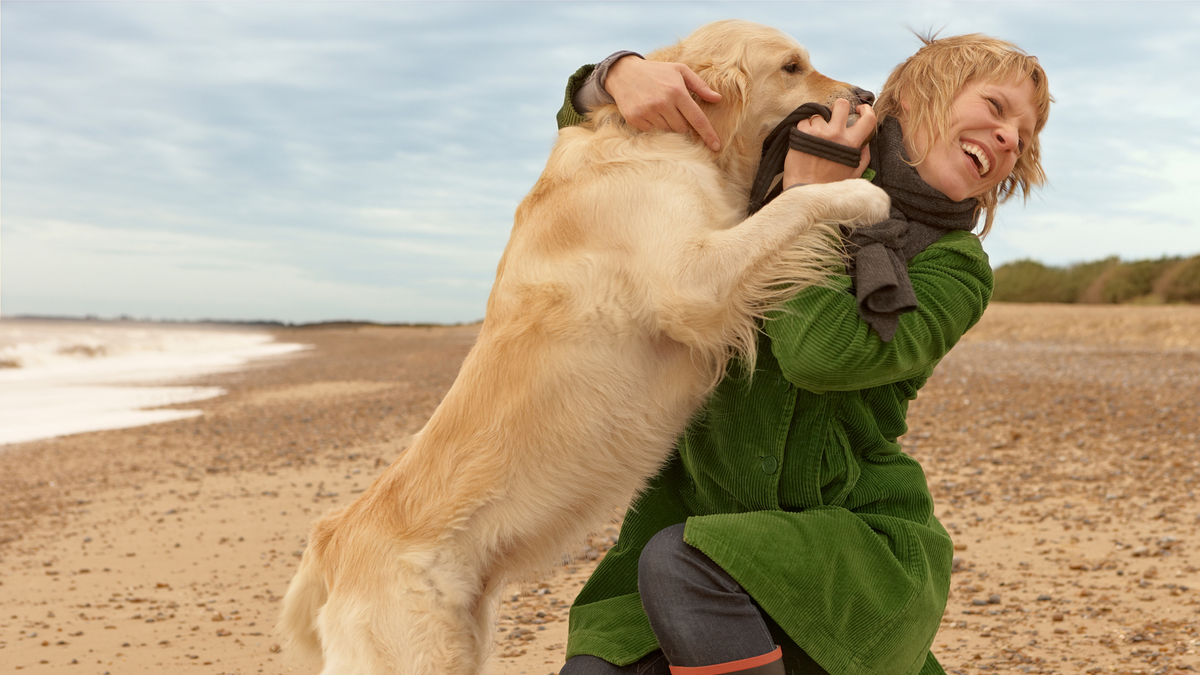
[[992, 254, 1200, 304]]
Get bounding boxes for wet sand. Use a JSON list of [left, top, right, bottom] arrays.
[[1, 304, 1198, 674]]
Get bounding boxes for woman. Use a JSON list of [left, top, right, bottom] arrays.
[[555, 32, 1051, 675]]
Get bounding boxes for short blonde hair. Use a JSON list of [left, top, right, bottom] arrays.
[[874, 32, 1053, 236]]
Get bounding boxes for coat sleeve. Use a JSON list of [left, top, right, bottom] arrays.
[[556, 64, 596, 130], [765, 230, 993, 392]]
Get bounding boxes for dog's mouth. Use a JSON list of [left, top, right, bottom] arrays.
[[961, 141, 991, 177]]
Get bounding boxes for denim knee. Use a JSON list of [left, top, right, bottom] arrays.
[[637, 523, 690, 595], [635, 523, 776, 666]]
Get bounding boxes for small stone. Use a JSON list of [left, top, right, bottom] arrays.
[[1036, 594, 1052, 601], [1052, 613, 1064, 621], [971, 598, 989, 606], [987, 594, 1001, 604]]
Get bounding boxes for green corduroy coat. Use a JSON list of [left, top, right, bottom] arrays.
[[556, 65, 993, 675]]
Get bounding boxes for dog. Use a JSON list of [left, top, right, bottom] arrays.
[[279, 19, 890, 675]]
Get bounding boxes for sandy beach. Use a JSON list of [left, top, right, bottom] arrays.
[[2, 304, 1198, 675]]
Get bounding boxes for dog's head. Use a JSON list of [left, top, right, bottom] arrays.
[[650, 20, 871, 164]]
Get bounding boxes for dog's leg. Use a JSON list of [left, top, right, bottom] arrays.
[[464, 574, 507, 674], [310, 545, 486, 675], [278, 549, 329, 669]]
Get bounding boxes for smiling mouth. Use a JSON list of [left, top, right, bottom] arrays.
[[961, 141, 991, 177]]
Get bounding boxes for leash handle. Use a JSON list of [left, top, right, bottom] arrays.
[[747, 102, 872, 216]]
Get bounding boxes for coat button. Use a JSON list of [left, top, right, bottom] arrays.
[[760, 456, 778, 474]]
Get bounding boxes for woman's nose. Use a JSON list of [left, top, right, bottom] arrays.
[[995, 124, 1019, 150]]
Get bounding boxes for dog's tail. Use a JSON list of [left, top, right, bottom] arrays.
[[278, 542, 329, 668]]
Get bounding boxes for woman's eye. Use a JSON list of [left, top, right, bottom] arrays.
[[988, 98, 1004, 115]]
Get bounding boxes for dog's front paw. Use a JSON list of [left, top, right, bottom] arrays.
[[807, 179, 891, 228], [853, 180, 892, 227]]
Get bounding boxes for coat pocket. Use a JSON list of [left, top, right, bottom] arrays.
[[819, 422, 860, 507]]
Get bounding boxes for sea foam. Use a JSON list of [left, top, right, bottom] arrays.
[[0, 319, 308, 445]]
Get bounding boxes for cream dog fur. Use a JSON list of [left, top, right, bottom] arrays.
[[279, 19, 890, 675]]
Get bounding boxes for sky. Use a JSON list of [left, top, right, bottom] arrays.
[[3, 1, 1199, 324]]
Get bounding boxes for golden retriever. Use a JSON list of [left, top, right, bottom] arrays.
[[279, 19, 889, 675]]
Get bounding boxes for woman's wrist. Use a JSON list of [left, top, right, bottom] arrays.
[[596, 51, 644, 97], [572, 51, 643, 113]]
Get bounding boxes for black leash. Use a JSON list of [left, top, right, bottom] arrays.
[[747, 103, 867, 216]]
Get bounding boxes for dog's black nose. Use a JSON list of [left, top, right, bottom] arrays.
[[852, 87, 876, 106]]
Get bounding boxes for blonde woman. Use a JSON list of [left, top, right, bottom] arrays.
[[554, 33, 1051, 675]]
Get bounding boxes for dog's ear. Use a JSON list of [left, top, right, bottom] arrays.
[[647, 32, 749, 152], [692, 58, 749, 153]]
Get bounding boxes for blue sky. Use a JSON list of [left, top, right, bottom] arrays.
[[3, 1, 1198, 323]]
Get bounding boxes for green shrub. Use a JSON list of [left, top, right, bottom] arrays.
[[1161, 256, 1200, 303], [1061, 257, 1119, 302], [992, 257, 1118, 303], [992, 260, 1071, 302], [992, 255, 1200, 304], [1097, 257, 1180, 303]]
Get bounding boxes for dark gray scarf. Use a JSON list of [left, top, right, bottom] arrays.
[[849, 117, 980, 341]]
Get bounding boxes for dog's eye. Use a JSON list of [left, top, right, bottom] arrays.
[[782, 62, 802, 74]]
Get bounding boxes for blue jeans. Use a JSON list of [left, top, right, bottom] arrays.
[[560, 523, 778, 674]]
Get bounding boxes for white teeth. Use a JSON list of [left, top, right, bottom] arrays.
[[961, 141, 990, 177]]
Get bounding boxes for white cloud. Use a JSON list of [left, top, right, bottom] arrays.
[[2, 216, 490, 323], [3, 1, 1199, 321]]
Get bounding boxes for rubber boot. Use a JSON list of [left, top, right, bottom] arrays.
[[668, 646, 785, 675]]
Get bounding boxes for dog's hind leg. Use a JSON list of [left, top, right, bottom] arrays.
[[315, 550, 488, 675], [462, 574, 508, 674], [278, 549, 329, 669]]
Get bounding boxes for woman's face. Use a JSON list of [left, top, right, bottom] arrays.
[[902, 77, 1038, 202]]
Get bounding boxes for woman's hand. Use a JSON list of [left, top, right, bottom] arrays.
[[783, 99, 876, 187], [605, 56, 724, 152]]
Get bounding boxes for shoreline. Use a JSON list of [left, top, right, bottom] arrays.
[[1, 305, 1199, 674], [0, 320, 311, 446]]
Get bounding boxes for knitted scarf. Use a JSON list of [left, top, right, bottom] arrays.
[[851, 116, 979, 341], [748, 112, 980, 342]]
